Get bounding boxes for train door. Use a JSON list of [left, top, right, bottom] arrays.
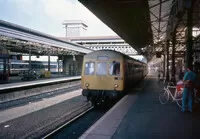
[[0, 57, 9, 83], [0, 58, 4, 82], [0, 46, 9, 83]]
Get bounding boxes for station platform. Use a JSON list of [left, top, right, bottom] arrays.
[[0, 76, 81, 92], [80, 73, 200, 139]]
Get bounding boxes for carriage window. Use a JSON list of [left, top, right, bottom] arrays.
[[84, 62, 95, 75], [0, 64, 3, 71], [97, 62, 107, 75], [50, 65, 57, 68], [109, 61, 120, 76], [20, 64, 26, 68]]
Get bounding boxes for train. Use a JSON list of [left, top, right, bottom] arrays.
[[81, 50, 148, 106], [9, 60, 63, 76]]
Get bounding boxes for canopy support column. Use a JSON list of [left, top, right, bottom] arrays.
[[166, 40, 169, 81], [29, 45, 32, 70], [185, 0, 194, 69], [171, 33, 176, 83]]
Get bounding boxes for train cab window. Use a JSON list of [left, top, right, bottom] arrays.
[[109, 61, 120, 76], [84, 62, 95, 75], [97, 62, 107, 75]]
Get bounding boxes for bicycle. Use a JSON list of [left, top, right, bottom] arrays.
[[159, 82, 183, 108]]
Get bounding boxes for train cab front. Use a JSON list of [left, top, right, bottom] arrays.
[[81, 71, 124, 106]]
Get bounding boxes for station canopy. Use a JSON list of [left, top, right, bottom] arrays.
[[0, 20, 92, 56], [79, 0, 200, 60]]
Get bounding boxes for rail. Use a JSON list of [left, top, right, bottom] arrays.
[[42, 105, 94, 139]]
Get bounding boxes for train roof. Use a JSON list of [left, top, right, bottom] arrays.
[[84, 50, 122, 58], [84, 50, 146, 64]]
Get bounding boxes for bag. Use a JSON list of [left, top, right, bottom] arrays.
[[183, 81, 193, 88], [176, 84, 183, 92]]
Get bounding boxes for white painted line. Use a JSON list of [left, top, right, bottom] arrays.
[[79, 94, 138, 139], [4, 125, 10, 128]]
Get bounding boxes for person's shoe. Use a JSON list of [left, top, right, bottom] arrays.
[[188, 109, 192, 113], [181, 110, 186, 113]]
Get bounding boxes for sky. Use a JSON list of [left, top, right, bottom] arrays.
[[0, 0, 117, 37], [0, 0, 145, 62]]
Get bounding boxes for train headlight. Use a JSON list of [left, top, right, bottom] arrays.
[[85, 83, 89, 87], [114, 84, 119, 88]]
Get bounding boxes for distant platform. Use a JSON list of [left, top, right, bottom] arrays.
[[0, 76, 81, 92]]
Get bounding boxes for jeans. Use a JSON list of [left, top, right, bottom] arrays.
[[182, 88, 194, 112]]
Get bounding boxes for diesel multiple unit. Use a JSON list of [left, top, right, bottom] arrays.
[[81, 50, 148, 105]]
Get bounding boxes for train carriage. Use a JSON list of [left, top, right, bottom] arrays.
[[10, 60, 29, 75], [9, 60, 63, 76], [81, 50, 148, 105]]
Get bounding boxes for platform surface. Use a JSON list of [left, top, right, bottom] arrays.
[[80, 74, 200, 139]]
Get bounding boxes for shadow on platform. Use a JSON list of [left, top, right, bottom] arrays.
[[112, 75, 200, 139]]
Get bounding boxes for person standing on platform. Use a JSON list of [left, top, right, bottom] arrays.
[[178, 69, 184, 81], [182, 66, 196, 113]]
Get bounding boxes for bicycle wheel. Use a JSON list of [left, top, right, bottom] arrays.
[[176, 92, 182, 108], [159, 89, 169, 104]]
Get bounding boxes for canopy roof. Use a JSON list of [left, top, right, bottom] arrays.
[[79, 0, 153, 53], [79, 0, 200, 60]]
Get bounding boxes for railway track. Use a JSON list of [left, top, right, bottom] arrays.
[[0, 93, 90, 139], [41, 104, 108, 139], [42, 105, 94, 139], [0, 81, 81, 110], [18, 102, 94, 139]]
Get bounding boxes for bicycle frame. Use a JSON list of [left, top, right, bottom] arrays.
[[164, 85, 182, 101], [159, 82, 183, 108]]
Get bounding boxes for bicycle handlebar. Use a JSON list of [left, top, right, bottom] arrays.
[[163, 80, 175, 86]]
